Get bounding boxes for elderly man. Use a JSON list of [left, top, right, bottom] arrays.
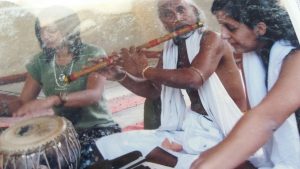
[[96, 0, 247, 168]]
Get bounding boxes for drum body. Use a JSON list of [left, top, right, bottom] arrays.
[[0, 116, 80, 169]]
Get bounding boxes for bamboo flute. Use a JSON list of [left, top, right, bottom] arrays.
[[65, 21, 204, 83]]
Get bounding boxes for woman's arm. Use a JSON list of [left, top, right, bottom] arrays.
[[14, 74, 59, 116], [191, 50, 300, 169], [61, 72, 106, 107], [19, 74, 42, 103], [14, 71, 106, 116]]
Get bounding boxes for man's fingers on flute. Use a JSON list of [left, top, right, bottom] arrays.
[[111, 52, 119, 58], [129, 46, 136, 54], [120, 48, 129, 54], [88, 57, 103, 64], [115, 58, 124, 66]]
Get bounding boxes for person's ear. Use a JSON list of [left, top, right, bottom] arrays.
[[254, 22, 267, 36]]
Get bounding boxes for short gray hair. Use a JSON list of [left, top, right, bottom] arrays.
[[157, 0, 206, 22]]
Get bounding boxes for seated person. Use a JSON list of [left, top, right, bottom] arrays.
[[13, 6, 120, 169], [191, 0, 300, 168], [95, 0, 248, 168]]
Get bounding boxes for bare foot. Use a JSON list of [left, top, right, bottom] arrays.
[[161, 138, 183, 152]]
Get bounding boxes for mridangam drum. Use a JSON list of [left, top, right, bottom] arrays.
[[0, 116, 80, 169]]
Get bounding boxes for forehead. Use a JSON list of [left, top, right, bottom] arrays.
[[215, 11, 229, 20], [158, 0, 190, 10], [39, 19, 58, 28], [215, 11, 237, 24]]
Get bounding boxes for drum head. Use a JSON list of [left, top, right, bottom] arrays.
[[0, 116, 66, 154]]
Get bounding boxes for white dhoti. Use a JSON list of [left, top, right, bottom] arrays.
[[96, 110, 223, 169]]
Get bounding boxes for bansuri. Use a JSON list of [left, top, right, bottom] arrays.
[[65, 21, 204, 83]]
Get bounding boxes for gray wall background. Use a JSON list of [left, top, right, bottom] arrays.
[[0, 0, 218, 76]]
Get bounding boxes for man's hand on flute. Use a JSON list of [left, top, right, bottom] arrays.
[[119, 46, 149, 79], [88, 53, 125, 81]]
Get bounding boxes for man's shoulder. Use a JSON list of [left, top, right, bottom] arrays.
[[199, 30, 224, 49], [201, 30, 221, 41]]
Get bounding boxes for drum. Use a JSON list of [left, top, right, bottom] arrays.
[[0, 115, 80, 169]]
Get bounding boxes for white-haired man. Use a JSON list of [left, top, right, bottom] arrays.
[[96, 0, 249, 168]]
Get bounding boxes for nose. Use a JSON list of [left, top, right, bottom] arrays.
[[220, 26, 231, 40], [174, 12, 184, 23]]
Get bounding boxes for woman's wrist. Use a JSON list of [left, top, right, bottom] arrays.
[[49, 95, 62, 106], [52, 93, 68, 107], [59, 93, 68, 106]]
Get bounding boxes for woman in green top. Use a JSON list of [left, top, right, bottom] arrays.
[[13, 6, 120, 169]]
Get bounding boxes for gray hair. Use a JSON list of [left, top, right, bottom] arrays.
[[157, 0, 206, 22]]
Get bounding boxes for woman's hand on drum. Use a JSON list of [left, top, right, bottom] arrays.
[[13, 96, 61, 117]]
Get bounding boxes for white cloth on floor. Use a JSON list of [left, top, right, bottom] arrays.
[[96, 117, 217, 169], [243, 40, 300, 169], [182, 111, 223, 154], [97, 130, 200, 169]]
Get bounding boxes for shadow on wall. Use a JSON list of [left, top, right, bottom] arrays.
[[78, 0, 164, 54], [79, 0, 219, 54], [0, 1, 38, 76]]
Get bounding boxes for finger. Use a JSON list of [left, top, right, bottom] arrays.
[[12, 111, 22, 117], [88, 58, 104, 66], [137, 48, 145, 53], [115, 58, 124, 66], [129, 46, 136, 54], [88, 57, 102, 63], [111, 52, 119, 58], [120, 48, 129, 54], [137, 49, 145, 55], [120, 48, 130, 58]]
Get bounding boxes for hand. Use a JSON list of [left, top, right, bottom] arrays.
[[140, 50, 162, 59], [190, 154, 209, 169], [13, 96, 60, 117], [190, 148, 257, 169], [88, 53, 126, 81], [120, 46, 148, 78], [99, 65, 126, 81]]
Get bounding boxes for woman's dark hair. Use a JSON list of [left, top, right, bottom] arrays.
[[211, 0, 299, 47], [35, 6, 83, 62]]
